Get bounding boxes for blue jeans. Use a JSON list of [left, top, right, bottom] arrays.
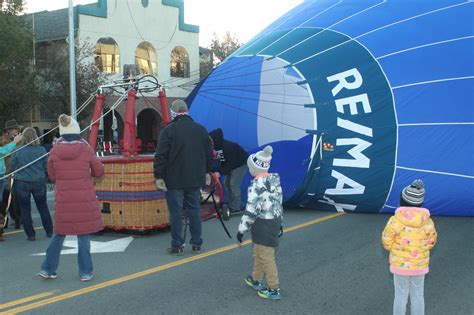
[[41, 234, 93, 277], [393, 274, 425, 315], [224, 164, 248, 211], [15, 180, 53, 238], [165, 189, 202, 248]]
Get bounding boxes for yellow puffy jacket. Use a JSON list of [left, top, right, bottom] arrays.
[[382, 207, 437, 275]]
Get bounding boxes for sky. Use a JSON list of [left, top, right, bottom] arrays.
[[24, 0, 303, 47]]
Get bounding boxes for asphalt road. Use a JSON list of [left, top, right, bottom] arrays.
[[0, 196, 473, 314]]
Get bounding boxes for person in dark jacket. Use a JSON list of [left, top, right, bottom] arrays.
[[10, 127, 53, 240], [209, 128, 249, 215], [236, 145, 283, 300], [154, 100, 213, 255], [38, 114, 104, 281]]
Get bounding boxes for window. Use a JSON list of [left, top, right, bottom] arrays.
[[95, 37, 120, 74], [170, 46, 190, 78], [135, 42, 157, 75]]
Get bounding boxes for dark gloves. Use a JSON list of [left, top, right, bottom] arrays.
[[278, 225, 283, 237], [236, 232, 243, 243]]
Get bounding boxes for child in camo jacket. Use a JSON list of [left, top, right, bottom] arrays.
[[236, 145, 283, 300]]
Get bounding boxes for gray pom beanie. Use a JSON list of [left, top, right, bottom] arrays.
[[401, 179, 425, 206], [247, 145, 273, 175]]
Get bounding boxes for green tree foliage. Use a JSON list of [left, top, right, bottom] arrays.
[[209, 31, 242, 65], [35, 40, 105, 122], [0, 0, 23, 15], [0, 0, 34, 126]]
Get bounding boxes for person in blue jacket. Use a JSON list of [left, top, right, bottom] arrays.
[[10, 127, 53, 240], [0, 120, 23, 205]]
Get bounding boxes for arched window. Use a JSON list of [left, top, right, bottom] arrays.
[[170, 46, 190, 78], [95, 37, 120, 73], [135, 42, 157, 75]]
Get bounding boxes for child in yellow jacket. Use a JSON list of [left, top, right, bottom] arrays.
[[382, 180, 437, 315]]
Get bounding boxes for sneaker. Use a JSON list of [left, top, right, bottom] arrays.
[[80, 274, 94, 282], [27, 236, 36, 241], [192, 245, 201, 254], [37, 271, 58, 279], [167, 246, 184, 256], [245, 275, 265, 290], [258, 288, 281, 300]]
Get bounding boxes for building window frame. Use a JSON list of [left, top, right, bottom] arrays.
[[95, 37, 120, 74], [135, 41, 158, 75], [170, 46, 190, 78]]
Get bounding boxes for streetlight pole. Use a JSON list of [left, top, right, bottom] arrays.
[[68, 0, 77, 118]]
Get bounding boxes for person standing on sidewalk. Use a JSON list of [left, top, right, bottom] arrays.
[[154, 100, 213, 255], [10, 127, 53, 240], [382, 180, 438, 315], [209, 128, 248, 217], [38, 114, 104, 281]]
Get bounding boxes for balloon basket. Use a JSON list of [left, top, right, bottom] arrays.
[[94, 155, 170, 232]]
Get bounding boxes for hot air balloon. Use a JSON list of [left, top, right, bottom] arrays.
[[188, 0, 474, 216]]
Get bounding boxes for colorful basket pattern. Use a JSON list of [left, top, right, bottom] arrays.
[[94, 155, 169, 230]]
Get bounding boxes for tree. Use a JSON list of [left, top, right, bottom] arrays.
[[0, 0, 23, 15], [0, 0, 35, 126], [209, 31, 242, 65], [35, 39, 105, 123]]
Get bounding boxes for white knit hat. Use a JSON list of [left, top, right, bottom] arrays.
[[247, 145, 273, 175], [58, 114, 80, 135]]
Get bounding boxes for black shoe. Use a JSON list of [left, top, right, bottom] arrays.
[[14, 222, 20, 229], [167, 246, 184, 256], [46, 233, 53, 238], [192, 245, 201, 254], [27, 236, 36, 241]]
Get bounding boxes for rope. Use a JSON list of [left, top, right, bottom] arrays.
[[197, 93, 306, 132], [0, 91, 128, 181], [0, 93, 97, 161]]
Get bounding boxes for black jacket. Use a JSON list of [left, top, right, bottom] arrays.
[[154, 115, 213, 189], [209, 128, 248, 175]]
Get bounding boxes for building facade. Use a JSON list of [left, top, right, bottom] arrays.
[[26, 0, 200, 151]]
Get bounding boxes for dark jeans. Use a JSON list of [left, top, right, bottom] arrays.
[[165, 189, 202, 248], [15, 180, 53, 238], [0, 178, 4, 203]]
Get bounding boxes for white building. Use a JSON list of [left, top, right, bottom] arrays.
[[27, 0, 200, 150]]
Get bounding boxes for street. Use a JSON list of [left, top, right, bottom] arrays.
[[0, 197, 473, 314]]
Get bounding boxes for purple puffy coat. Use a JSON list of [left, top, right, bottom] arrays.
[[48, 138, 104, 235]]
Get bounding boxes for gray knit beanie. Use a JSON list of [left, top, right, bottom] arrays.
[[401, 179, 425, 206], [247, 145, 273, 176]]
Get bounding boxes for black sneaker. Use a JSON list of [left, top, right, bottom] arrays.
[[167, 246, 184, 256], [258, 288, 282, 300], [245, 275, 265, 290], [192, 245, 201, 254], [27, 236, 36, 241]]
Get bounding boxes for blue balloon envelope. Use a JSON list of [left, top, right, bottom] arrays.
[[188, 0, 474, 216]]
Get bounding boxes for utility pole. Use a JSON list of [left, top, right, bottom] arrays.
[[68, 0, 77, 118]]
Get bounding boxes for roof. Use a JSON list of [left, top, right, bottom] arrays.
[[24, 9, 71, 43], [24, 0, 199, 44]]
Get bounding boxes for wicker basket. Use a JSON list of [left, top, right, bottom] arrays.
[[94, 155, 169, 231]]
